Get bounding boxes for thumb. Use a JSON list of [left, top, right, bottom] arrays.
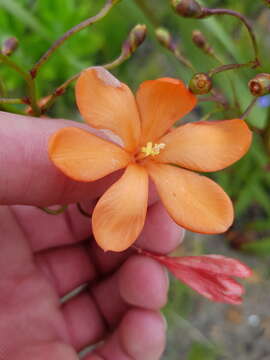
[[0, 111, 120, 206]]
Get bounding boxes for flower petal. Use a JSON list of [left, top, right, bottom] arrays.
[[136, 78, 197, 144], [176, 255, 252, 278], [138, 250, 249, 304], [146, 163, 233, 234], [76, 67, 141, 152], [156, 119, 252, 172], [49, 127, 132, 182], [168, 263, 244, 304], [92, 164, 148, 252]]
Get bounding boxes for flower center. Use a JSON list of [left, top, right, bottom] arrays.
[[140, 142, 166, 157]]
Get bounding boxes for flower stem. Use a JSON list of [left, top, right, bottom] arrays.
[[0, 53, 40, 116], [240, 97, 257, 120], [37, 205, 68, 215], [0, 97, 25, 104], [208, 60, 258, 77], [202, 8, 260, 65], [77, 203, 91, 218], [40, 37, 142, 113], [30, 0, 118, 79]]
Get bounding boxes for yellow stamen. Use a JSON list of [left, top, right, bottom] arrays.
[[141, 142, 166, 157]]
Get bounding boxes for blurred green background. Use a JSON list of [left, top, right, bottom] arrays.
[[1, 0, 270, 359]]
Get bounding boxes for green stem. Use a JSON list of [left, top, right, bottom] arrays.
[[30, 0, 117, 78], [0, 53, 40, 116], [0, 97, 25, 104], [38, 205, 68, 215]]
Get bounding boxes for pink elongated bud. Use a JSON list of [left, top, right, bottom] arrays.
[[1, 37, 19, 56], [122, 24, 147, 57], [189, 72, 213, 94], [155, 27, 176, 51], [171, 0, 204, 18], [248, 73, 270, 96], [192, 30, 213, 55], [136, 248, 252, 305]]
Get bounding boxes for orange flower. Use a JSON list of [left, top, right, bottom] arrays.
[[49, 67, 252, 252]]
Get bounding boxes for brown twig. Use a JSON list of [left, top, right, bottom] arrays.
[[202, 8, 260, 65], [30, 0, 118, 79]]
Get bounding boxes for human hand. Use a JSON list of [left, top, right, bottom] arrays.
[[0, 112, 184, 360]]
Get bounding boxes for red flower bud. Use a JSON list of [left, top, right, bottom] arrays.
[[137, 248, 252, 304]]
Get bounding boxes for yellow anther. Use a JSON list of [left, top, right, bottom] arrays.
[[141, 142, 166, 157]]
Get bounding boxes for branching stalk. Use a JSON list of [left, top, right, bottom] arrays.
[[0, 53, 40, 115], [202, 8, 260, 65], [30, 0, 118, 78]]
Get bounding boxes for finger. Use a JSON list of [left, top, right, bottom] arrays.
[[12, 204, 94, 252], [90, 201, 185, 275], [86, 309, 166, 360], [0, 111, 121, 206], [11, 189, 159, 253], [92, 256, 168, 328], [10, 342, 79, 360], [62, 255, 168, 350], [62, 292, 106, 351], [35, 243, 96, 297]]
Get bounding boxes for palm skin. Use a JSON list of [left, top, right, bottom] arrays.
[[0, 112, 183, 360]]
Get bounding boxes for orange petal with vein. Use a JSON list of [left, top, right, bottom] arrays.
[[92, 164, 148, 252], [49, 127, 132, 182], [76, 67, 141, 152], [146, 163, 233, 234], [156, 119, 252, 172], [136, 78, 197, 144]]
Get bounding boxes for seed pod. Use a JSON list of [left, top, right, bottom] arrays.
[[123, 24, 147, 56], [155, 27, 176, 51], [1, 37, 19, 56], [189, 73, 213, 94], [171, 0, 204, 18], [248, 73, 270, 96]]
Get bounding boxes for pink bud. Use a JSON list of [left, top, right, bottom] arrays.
[[138, 249, 252, 304]]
